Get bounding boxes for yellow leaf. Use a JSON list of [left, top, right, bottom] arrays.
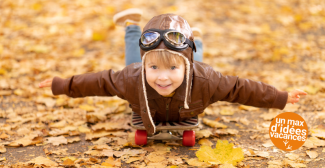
[[220, 109, 234, 116], [304, 85, 320, 95], [14, 89, 24, 96], [198, 139, 213, 146], [92, 31, 107, 41], [78, 126, 91, 133], [196, 146, 221, 164], [238, 105, 259, 111], [294, 14, 303, 22], [0, 44, 3, 54], [62, 159, 74, 165], [102, 157, 121, 167], [101, 162, 114, 167], [61, 156, 77, 161], [106, 6, 115, 14], [56, 98, 67, 106], [203, 118, 227, 128], [161, 6, 178, 13], [79, 104, 95, 111], [196, 140, 244, 166], [32, 3, 42, 11], [0, 69, 7, 75], [72, 48, 85, 57], [186, 158, 211, 166]]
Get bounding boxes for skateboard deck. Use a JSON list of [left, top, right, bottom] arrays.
[[131, 112, 199, 130]]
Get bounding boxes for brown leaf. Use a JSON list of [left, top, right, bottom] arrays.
[[9, 134, 43, 147], [25, 156, 58, 167], [62, 159, 74, 166], [0, 145, 6, 153], [67, 137, 81, 144], [45, 136, 68, 146], [203, 118, 227, 128], [0, 133, 9, 140], [196, 129, 213, 139]]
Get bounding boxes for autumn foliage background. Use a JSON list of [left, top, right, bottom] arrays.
[[0, 0, 325, 167]]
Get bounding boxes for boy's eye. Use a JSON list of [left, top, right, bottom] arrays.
[[151, 65, 157, 69], [171, 66, 176, 70]]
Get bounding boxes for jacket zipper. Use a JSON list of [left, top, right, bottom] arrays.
[[179, 106, 184, 113], [166, 103, 169, 122]]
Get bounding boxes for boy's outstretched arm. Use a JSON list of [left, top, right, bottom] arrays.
[[287, 89, 307, 104], [209, 71, 307, 110], [38, 69, 128, 99]]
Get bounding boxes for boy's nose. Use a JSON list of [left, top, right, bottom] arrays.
[[158, 72, 168, 80]]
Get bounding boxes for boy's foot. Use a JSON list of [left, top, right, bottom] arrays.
[[192, 27, 202, 40], [113, 8, 142, 27]]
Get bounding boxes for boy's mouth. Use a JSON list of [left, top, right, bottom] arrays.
[[157, 83, 171, 88]]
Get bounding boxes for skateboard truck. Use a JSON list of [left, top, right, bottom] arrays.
[[131, 112, 198, 146], [147, 130, 180, 140]]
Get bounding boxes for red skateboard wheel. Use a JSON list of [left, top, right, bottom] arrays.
[[182, 130, 195, 146], [135, 130, 147, 145]]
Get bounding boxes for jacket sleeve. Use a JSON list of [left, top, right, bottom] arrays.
[[51, 68, 128, 100], [209, 70, 288, 110]]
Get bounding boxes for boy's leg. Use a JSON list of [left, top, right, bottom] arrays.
[[125, 25, 142, 66], [113, 8, 143, 66], [192, 27, 203, 62], [193, 39, 203, 62]]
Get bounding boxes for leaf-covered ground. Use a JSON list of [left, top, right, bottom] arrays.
[[1, 0, 325, 167]]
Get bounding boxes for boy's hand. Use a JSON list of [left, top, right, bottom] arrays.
[[287, 89, 307, 104], [38, 78, 53, 88]]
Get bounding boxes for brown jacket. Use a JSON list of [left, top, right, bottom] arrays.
[[52, 14, 288, 135], [52, 61, 288, 135]]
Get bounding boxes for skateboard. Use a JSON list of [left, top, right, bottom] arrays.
[[131, 112, 199, 146]]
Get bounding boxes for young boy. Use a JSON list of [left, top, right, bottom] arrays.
[[39, 9, 307, 136]]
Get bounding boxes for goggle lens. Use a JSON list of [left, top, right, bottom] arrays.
[[141, 32, 160, 45], [166, 32, 186, 44]]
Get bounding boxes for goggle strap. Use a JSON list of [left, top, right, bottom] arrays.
[[185, 38, 196, 52]]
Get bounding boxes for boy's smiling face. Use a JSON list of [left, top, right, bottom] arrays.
[[145, 52, 185, 96]]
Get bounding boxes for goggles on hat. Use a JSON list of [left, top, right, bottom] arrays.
[[139, 29, 196, 52]]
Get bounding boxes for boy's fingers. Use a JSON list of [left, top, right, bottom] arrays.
[[296, 89, 307, 95]]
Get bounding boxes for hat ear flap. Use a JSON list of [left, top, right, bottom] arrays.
[[192, 40, 197, 52]]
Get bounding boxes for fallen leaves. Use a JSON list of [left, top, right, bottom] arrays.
[[306, 150, 318, 159], [310, 129, 325, 139], [198, 138, 213, 146], [0, 145, 6, 153], [25, 156, 58, 167], [203, 118, 227, 128], [187, 158, 211, 166], [9, 133, 43, 147], [196, 140, 244, 166], [195, 129, 213, 139], [303, 136, 325, 149], [45, 136, 68, 146], [85, 130, 128, 140], [91, 119, 130, 131]]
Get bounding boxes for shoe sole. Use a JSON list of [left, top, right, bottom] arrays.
[[113, 8, 143, 26], [191, 27, 202, 37]]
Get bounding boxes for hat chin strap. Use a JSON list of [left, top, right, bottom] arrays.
[[141, 49, 191, 134]]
